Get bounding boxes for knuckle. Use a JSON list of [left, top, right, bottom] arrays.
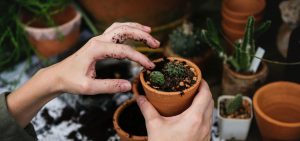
[[79, 80, 92, 93]]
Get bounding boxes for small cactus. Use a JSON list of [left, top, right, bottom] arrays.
[[163, 62, 186, 78], [149, 71, 165, 86], [226, 94, 243, 115]]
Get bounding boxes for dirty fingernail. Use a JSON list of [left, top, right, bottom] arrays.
[[122, 82, 132, 91]]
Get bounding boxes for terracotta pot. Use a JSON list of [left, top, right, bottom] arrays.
[[113, 99, 147, 141], [222, 3, 263, 22], [221, 22, 244, 43], [221, 62, 268, 96], [164, 43, 212, 67], [140, 57, 202, 116], [222, 11, 263, 32], [253, 81, 300, 141], [79, 0, 188, 27], [23, 5, 81, 58], [223, 0, 265, 14], [221, 0, 265, 44]]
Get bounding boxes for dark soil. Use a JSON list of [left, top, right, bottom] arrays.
[[144, 58, 196, 92], [118, 102, 147, 136], [220, 99, 252, 119]]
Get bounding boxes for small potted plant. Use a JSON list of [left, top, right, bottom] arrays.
[[113, 98, 147, 141], [201, 16, 271, 95], [218, 94, 253, 140], [139, 57, 202, 116], [20, 0, 82, 58], [165, 22, 211, 66]]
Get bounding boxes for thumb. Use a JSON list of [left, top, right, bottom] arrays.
[[86, 79, 131, 94], [136, 95, 161, 122]]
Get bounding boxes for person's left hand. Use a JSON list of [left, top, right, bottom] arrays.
[[43, 22, 160, 95]]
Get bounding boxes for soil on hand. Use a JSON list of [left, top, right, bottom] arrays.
[[144, 58, 197, 92], [118, 102, 147, 136], [220, 99, 251, 119]]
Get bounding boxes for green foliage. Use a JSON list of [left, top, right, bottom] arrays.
[[163, 62, 186, 78], [0, 0, 72, 71], [201, 16, 271, 73], [169, 22, 204, 57], [0, 1, 33, 71], [149, 71, 165, 86], [226, 94, 243, 115], [17, 0, 71, 27]]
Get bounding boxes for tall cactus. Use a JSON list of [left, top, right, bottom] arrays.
[[201, 16, 271, 73]]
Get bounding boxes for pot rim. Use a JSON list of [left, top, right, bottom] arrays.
[[253, 81, 300, 127], [23, 5, 81, 31], [223, 62, 268, 79], [217, 95, 253, 121], [140, 57, 202, 96], [113, 98, 148, 140], [222, 0, 266, 16]]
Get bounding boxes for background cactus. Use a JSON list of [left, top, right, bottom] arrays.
[[169, 22, 205, 58], [163, 62, 186, 78], [200, 16, 271, 73], [149, 71, 165, 86], [226, 94, 243, 114]]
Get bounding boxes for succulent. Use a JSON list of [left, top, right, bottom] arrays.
[[226, 94, 243, 115], [201, 16, 271, 73], [149, 71, 165, 86], [169, 22, 204, 58], [163, 62, 186, 78]]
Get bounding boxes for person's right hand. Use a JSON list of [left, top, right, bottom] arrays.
[[137, 80, 214, 141]]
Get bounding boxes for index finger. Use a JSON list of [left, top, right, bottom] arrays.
[[87, 41, 155, 69]]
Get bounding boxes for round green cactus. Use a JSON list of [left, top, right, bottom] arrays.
[[149, 71, 165, 86], [163, 62, 186, 78], [226, 94, 243, 115]]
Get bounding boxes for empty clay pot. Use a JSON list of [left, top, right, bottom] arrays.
[[221, 22, 244, 43], [140, 57, 202, 116], [221, 0, 265, 44], [113, 99, 147, 141], [222, 62, 268, 96], [23, 5, 81, 58], [222, 11, 263, 32], [253, 81, 300, 141]]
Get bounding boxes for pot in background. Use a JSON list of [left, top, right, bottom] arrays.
[[222, 62, 268, 96], [23, 5, 81, 58], [113, 99, 147, 141], [140, 57, 202, 116], [218, 95, 253, 140], [253, 81, 300, 141]]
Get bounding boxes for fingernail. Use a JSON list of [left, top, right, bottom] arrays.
[[155, 40, 160, 46], [144, 26, 151, 31], [148, 60, 155, 69], [122, 82, 132, 91]]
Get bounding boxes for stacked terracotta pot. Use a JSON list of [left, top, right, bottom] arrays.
[[221, 0, 266, 43]]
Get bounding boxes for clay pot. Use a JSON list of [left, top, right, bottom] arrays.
[[253, 81, 300, 141], [164, 43, 212, 67], [140, 57, 202, 116], [221, 22, 244, 43], [113, 99, 147, 141], [79, 0, 188, 27], [221, 0, 266, 43], [23, 5, 81, 58], [222, 62, 268, 96]]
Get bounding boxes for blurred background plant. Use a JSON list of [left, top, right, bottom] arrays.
[[169, 22, 204, 58], [201, 16, 271, 73]]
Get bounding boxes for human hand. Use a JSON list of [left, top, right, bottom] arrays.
[[45, 22, 160, 95], [137, 80, 214, 141]]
